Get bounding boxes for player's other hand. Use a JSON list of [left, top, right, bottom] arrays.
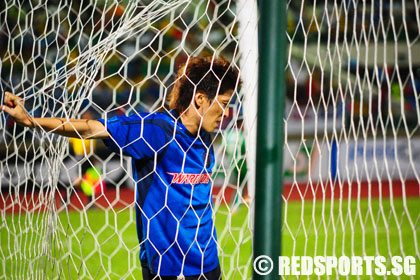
[[1, 91, 33, 127]]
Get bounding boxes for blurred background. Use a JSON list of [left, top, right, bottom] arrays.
[[1, 0, 419, 278]]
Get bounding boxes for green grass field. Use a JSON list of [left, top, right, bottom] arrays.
[[2, 197, 419, 279]]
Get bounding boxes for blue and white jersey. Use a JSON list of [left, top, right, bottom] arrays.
[[98, 110, 218, 276]]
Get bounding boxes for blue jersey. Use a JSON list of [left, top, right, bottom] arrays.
[[98, 110, 218, 276]]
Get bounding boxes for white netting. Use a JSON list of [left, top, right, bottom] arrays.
[[0, 1, 257, 279], [284, 0, 419, 277], [4, 0, 418, 279]]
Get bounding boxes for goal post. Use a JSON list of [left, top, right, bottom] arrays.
[[253, 0, 286, 279]]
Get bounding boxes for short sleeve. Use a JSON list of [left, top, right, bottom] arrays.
[[98, 114, 168, 160]]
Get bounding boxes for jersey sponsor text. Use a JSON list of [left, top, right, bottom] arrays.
[[168, 172, 211, 184]]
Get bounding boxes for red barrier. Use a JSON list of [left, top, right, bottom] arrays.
[[1, 180, 419, 214]]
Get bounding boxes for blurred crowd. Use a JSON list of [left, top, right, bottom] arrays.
[[288, 0, 419, 43], [286, 59, 420, 130], [0, 1, 236, 121]]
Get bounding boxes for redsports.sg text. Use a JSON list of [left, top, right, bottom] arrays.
[[253, 255, 416, 276]]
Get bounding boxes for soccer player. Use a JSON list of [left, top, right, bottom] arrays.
[[1, 56, 240, 280]]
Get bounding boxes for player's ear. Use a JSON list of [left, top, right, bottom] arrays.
[[194, 91, 207, 109]]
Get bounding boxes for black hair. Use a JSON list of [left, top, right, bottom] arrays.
[[169, 56, 240, 113]]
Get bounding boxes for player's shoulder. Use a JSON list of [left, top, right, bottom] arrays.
[[143, 110, 176, 126], [122, 110, 176, 133], [115, 110, 172, 124]]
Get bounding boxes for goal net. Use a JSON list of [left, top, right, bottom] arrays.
[[283, 0, 419, 277], [2, 0, 419, 279], [0, 0, 257, 279]]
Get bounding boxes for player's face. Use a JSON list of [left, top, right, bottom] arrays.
[[200, 90, 233, 132]]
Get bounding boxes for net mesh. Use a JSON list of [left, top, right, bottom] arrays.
[[284, 0, 419, 276], [0, 1, 255, 279], [3, 0, 420, 279]]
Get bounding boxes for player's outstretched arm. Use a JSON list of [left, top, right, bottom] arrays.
[[1, 92, 109, 139]]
